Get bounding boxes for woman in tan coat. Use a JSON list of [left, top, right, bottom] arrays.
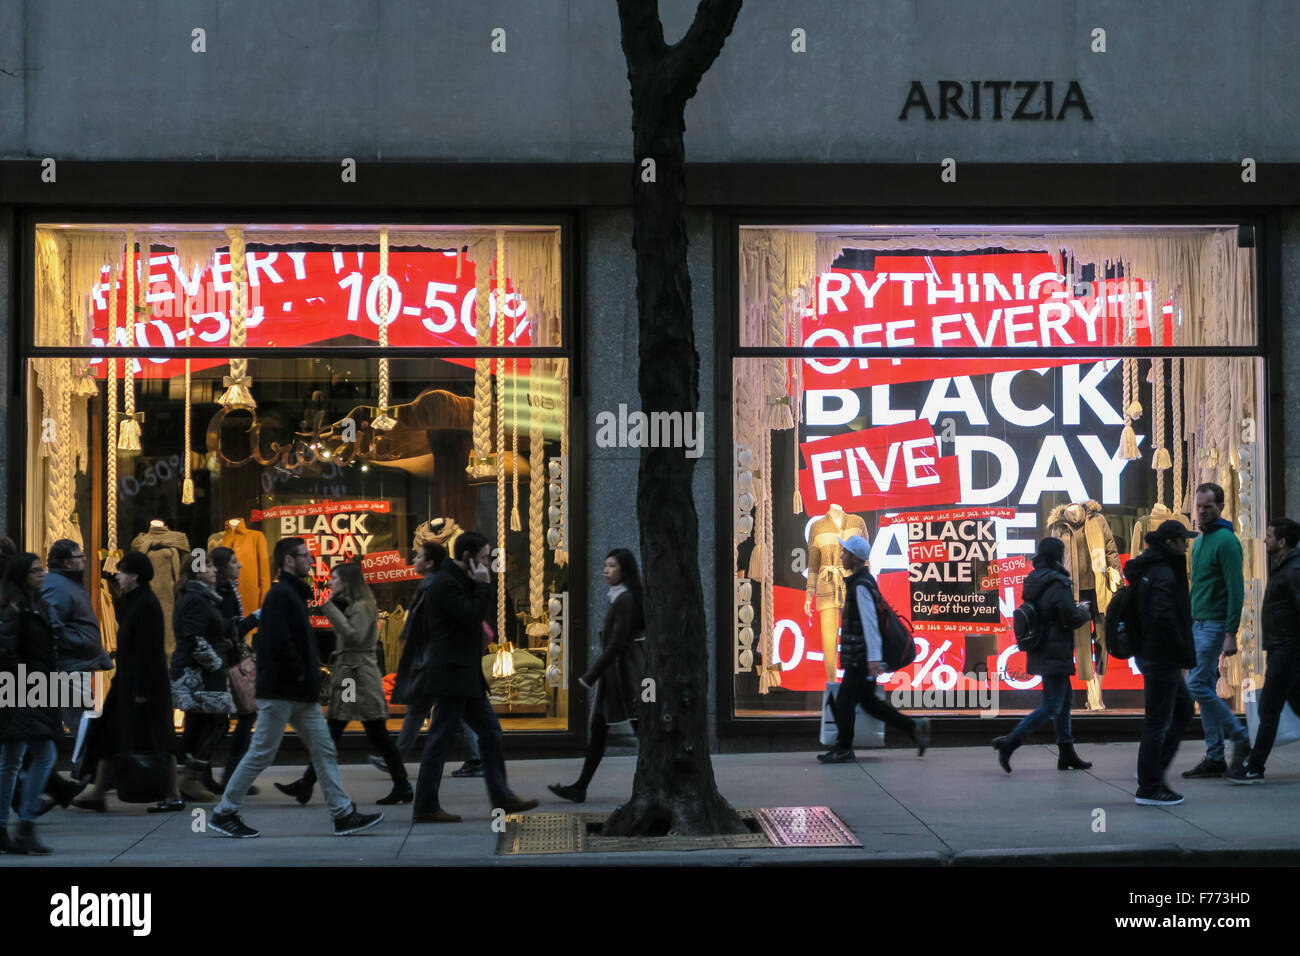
[[274, 561, 411, 805]]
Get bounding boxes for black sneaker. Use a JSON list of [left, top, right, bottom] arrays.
[[1181, 757, 1228, 778], [1226, 763, 1265, 785], [208, 811, 260, 838], [334, 805, 384, 836], [1135, 785, 1185, 806], [816, 749, 856, 764], [451, 761, 484, 778]]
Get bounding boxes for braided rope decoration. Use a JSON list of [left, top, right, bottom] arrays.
[[1118, 270, 1140, 459], [106, 252, 120, 550], [758, 428, 780, 692], [467, 235, 497, 478], [509, 358, 521, 532], [181, 252, 195, 504], [764, 234, 794, 430], [495, 231, 508, 650], [526, 352, 548, 639], [217, 228, 256, 410], [373, 227, 397, 431], [116, 230, 143, 452]]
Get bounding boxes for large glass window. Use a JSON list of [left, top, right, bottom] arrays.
[[731, 226, 1264, 719], [28, 223, 573, 732]]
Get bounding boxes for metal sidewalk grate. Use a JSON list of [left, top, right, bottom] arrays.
[[496, 807, 860, 855]]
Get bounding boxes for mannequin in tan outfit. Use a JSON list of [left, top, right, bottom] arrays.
[[804, 504, 868, 680]]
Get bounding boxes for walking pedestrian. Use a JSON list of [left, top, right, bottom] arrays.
[[382, 542, 482, 778], [410, 532, 538, 822], [170, 557, 235, 802], [549, 548, 646, 802], [1183, 482, 1252, 778], [817, 534, 930, 763], [41, 538, 109, 803], [275, 561, 411, 805], [211, 546, 260, 795], [0, 554, 61, 853], [1128, 519, 1198, 806], [207, 537, 382, 838], [992, 538, 1094, 772], [73, 550, 185, 813], [1228, 517, 1300, 784]]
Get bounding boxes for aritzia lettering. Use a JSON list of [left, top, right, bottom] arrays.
[[899, 80, 1093, 121]]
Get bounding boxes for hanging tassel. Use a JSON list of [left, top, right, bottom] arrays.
[[793, 488, 803, 514], [1119, 422, 1139, 460], [181, 476, 195, 505], [72, 367, 98, 398], [1153, 447, 1171, 470], [765, 395, 794, 429], [491, 641, 516, 679]]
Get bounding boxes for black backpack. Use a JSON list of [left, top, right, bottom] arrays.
[[860, 573, 917, 671], [1105, 579, 1144, 659], [1013, 600, 1044, 653]]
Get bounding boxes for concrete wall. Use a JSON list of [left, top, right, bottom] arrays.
[[585, 208, 717, 742], [1, 0, 1297, 163]]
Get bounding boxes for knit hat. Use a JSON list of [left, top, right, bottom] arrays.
[[116, 550, 154, 583]]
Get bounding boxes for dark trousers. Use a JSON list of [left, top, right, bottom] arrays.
[[1136, 658, 1195, 790], [1252, 644, 1300, 769], [574, 712, 637, 790], [181, 712, 229, 762], [302, 718, 408, 787], [222, 713, 255, 783], [834, 667, 916, 751], [1009, 673, 1074, 744], [413, 693, 512, 814]]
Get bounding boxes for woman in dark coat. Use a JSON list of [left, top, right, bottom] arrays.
[[992, 537, 1094, 773], [212, 547, 260, 794], [0, 553, 62, 854], [74, 550, 184, 813], [171, 559, 234, 802], [549, 548, 645, 803]]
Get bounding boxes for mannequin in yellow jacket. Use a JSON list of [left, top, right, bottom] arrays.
[[804, 504, 868, 680]]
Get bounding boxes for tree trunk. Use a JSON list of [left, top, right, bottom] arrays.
[[603, 0, 746, 838]]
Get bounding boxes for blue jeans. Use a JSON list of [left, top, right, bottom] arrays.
[[1010, 674, 1074, 744], [1185, 620, 1247, 761], [0, 739, 57, 825]]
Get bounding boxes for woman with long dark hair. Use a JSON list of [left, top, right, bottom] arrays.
[[0, 553, 61, 853], [170, 555, 235, 801], [275, 561, 411, 805], [211, 546, 260, 794], [74, 551, 184, 813], [549, 548, 646, 803]]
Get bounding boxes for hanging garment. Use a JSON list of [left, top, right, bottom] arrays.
[[380, 603, 406, 680], [804, 511, 868, 611], [207, 520, 272, 615], [131, 526, 190, 657], [1131, 504, 1194, 572], [1048, 502, 1120, 683], [412, 516, 464, 555]]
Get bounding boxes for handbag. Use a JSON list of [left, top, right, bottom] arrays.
[[112, 702, 171, 803], [227, 655, 257, 715], [1245, 695, 1300, 749], [819, 681, 886, 749]]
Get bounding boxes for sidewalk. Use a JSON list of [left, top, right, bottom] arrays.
[[4, 742, 1300, 866]]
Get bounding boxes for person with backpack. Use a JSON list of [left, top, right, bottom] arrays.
[[1227, 517, 1300, 784], [817, 535, 929, 763], [1126, 519, 1198, 806], [992, 538, 1094, 773]]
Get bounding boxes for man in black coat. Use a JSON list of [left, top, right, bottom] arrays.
[[209, 537, 383, 839], [1127, 519, 1198, 806], [411, 532, 538, 822], [1229, 517, 1300, 783]]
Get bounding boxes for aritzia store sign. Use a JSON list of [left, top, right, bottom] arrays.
[[769, 251, 1170, 704]]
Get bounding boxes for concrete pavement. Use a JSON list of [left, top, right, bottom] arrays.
[[3, 741, 1300, 866]]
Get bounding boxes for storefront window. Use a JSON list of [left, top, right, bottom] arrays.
[[28, 224, 573, 732], [732, 226, 1264, 719]]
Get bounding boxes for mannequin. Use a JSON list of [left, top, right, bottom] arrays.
[[1047, 501, 1121, 711], [131, 521, 191, 656], [804, 504, 868, 680], [206, 518, 272, 616]]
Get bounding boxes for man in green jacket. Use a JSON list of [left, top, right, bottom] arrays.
[[1182, 483, 1252, 778]]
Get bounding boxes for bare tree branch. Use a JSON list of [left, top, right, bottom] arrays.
[[617, 0, 668, 71], [665, 0, 742, 103]]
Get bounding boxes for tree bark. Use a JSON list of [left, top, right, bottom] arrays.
[[603, 0, 746, 838]]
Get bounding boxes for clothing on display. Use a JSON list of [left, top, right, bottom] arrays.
[[804, 505, 867, 680], [412, 517, 464, 555], [206, 519, 272, 618], [1132, 504, 1194, 572], [483, 648, 548, 709], [131, 524, 190, 657], [1048, 501, 1121, 687]]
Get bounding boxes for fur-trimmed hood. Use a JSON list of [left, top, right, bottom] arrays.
[[1048, 500, 1103, 527]]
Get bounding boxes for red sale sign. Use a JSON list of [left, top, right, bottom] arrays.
[[797, 418, 959, 512]]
